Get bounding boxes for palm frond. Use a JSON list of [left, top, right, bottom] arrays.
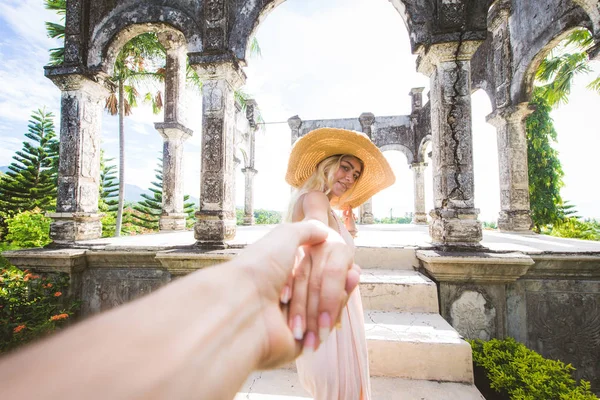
[[44, 0, 66, 15], [45, 22, 65, 39], [105, 93, 118, 116], [565, 28, 593, 51], [249, 37, 262, 58], [186, 64, 203, 92], [587, 76, 600, 95]]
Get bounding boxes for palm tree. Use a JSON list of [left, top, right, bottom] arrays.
[[104, 33, 166, 236], [536, 28, 600, 107]]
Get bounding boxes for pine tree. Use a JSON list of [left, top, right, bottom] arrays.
[[131, 158, 196, 230], [0, 109, 59, 217], [99, 150, 119, 213]]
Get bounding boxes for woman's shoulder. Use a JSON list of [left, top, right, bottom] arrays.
[[297, 190, 329, 208]]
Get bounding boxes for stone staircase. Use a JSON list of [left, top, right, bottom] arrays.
[[236, 247, 484, 399]]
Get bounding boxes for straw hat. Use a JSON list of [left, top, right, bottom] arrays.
[[286, 127, 395, 209]]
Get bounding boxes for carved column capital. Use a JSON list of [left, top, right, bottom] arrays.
[[359, 112, 375, 138], [191, 61, 246, 90], [288, 115, 303, 144], [156, 30, 186, 50], [416, 40, 483, 76], [154, 122, 193, 141], [242, 167, 257, 176], [46, 71, 110, 99], [409, 87, 425, 113], [486, 102, 534, 128]]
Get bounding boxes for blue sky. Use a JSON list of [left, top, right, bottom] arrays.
[[0, 0, 599, 221]]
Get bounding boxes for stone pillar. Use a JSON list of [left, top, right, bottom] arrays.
[[411, 162, 428, 224], [242, 167, 257, 225], [358, 112, 376, 224], [288, 115, 302, 144], [486, 104, 533, 232], [155, 126, 192, 230], [45, 72, 109, 243], [360, 199, 374, 225], [417, 41, 483, 247], [192, 61, 246, 247], [409, 87, 425, 113], [155, 32, 193, 231], [359, 112, 375, 139]]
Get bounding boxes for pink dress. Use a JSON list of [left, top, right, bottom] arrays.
[[295, 210, 372, 400]]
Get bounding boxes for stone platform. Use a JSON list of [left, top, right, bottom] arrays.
[[54, 224, 600, 254]]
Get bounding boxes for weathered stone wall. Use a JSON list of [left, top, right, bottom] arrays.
[[424, 253, 600, 393]]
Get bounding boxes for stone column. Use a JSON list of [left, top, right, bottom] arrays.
[[486, 104, 533, 231], [45, 72, 109, 243], [411, 162, 428, 224], [358, 112, 376, 224], [360, 199, 374, 224], [288, 115, 302, 144], [155, 32, 193, 231], [156, 127, 192, 230], [242, 167, 257, 225], [409, 87, 425, 113], [417, 41, 483, 247], [192, 61, 246, 247]]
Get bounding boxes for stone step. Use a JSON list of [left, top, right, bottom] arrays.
[[360, 269, 439, 313], [236, 368, 484, 399], [279, 311, 474, 383], [354, 246, 417, 269], [365, 311, 473, 383]]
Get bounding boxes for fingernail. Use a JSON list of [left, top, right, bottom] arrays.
[[319, 312, 331, 343], [280, 285, 290, 304], [303, 332, 316, 354], [293, 315, 303, 340]]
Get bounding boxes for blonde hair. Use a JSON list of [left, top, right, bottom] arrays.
[[285, 154, 363, 221]]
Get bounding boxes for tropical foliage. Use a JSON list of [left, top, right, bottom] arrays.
[[5, 209, 52, 249], [536, 28, 600, 107], [0, 109, 58, 222], [0, 266, 78, 353], [527, 27, 599, 238], [469, 338, 597, 400], [131, 158, 196, 230], [526, 88, 566, 232]]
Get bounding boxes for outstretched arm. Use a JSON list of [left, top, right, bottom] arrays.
[[0, 221, 349, 400]]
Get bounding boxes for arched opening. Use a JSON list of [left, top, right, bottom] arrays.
[[240, 0, 429, 219], [524, 27, 600, 228], [471, 89, 500, 226], [97, 27, 204, 234], [372, 150, 412, 221]]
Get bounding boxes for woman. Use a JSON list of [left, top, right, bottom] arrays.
[[285, 127, 395, 400]]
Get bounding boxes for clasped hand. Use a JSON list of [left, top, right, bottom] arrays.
[[237, 220, 360, 369]]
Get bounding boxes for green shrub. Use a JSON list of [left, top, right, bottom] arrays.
[[0, 266, 78, 353], [5, 208, 52, 248], [254, 209, 282, 225], [548, 217, 600, 241], [469, 337, 598, 399]]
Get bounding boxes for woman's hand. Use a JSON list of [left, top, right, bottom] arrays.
[[237, 221, 359, 369], [342, 207, 358, 237]]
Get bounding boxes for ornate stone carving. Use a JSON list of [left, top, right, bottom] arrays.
[[206, 27, 225, 50], [204, 118, 223, 172], [528, 292, 600, 389], [205, 0, 225, 22], [451, 290, 496, 340]]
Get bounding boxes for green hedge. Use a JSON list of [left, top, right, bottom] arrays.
[[469, 338, 598, 399]]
